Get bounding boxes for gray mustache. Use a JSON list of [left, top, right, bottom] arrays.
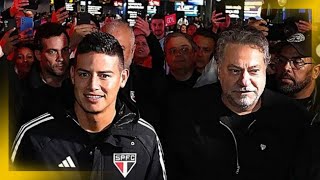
[[235, 87, 256, 92]]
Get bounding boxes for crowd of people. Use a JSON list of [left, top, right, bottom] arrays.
[[1, 0, 320, 179]]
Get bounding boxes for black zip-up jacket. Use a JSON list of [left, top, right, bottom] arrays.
[[165, 83, 310, 180], [11, 96, 166, 180]]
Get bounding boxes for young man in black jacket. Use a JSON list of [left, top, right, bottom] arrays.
[[11, 32, 166, 180]]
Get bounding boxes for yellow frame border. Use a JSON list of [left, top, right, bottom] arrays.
[[0, 0, 319, 179]]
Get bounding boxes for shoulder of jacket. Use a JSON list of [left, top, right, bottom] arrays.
[[11, 112, 56, 162], [135, 118, 159, 137]]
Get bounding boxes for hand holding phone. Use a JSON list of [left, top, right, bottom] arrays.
[[0, 27, 19, 56], [4, 19, 19, 37], [20, 17, 33, 37], [51, 6, 69, 24], [211, 10, 226, 24], [215, 0, 226, 22]]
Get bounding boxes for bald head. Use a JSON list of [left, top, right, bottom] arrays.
[[102, 20, 135, 69]]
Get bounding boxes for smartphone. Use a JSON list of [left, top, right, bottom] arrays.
[[33, 19, 41, 29], [20, 17, 34, 36], [3, 19, 18, 37], [23, 0, 39, 10], [77, 12, 91, 25], [137, 9, 146, 19], [215, 0, 226, 22], [54, 0, 66, 11]]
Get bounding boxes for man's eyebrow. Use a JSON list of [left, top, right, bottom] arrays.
[[227, 64, 261, 69], [76, 68, 90, 73], [227, 64, 242, 69], [76, 68, 114, 74]]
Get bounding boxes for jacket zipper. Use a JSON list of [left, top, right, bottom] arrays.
[[219, 121, 240, 174]]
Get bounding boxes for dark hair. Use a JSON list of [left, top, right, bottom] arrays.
[[151, 13, 164, 21], [164, 32, 198, 53], [34, 22, 70, 50], [193, 28, 218, 42], [76, 32, 124, 70], [13, 43, 35, 61]]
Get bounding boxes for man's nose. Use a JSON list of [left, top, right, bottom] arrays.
[[88, 75, 100, 90], [238, 71, 251, 87]]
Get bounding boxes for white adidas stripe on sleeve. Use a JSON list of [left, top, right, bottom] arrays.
[[138, 119, 167, 180], [11, 114, 54, 162]]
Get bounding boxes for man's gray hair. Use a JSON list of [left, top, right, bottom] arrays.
[[103, 20, 135, 47], [215, 28, 271, 64]]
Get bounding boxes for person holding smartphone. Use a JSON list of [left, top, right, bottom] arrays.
[[211, 10, 231, 34]]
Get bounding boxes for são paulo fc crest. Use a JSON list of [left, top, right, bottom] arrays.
[[113, 153, 137, 178]]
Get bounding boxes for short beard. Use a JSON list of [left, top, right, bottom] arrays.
[[224, 91, 259, 111], [277, 75, 312, 96]]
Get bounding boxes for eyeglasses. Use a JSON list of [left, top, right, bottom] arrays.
[[275, 55, 314, 69], [167, 46, 191, 56]]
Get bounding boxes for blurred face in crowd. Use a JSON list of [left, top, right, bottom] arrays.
[[165, 36, 195, 73], [36, 34, 70, 77], [107, 27, 135, 69], [193, 35, 215, 72], [218, 43, 267, 114], [151, 19, 165, 39], [15, 47, 35, 76], [274, 45, 317, 96], [71, 52, 128, 114], [180, 25, 187, 34], [187, 25, 197, 36], [134, 35, 150, 60]]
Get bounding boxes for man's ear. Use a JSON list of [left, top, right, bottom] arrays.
[[70, 66, 75, 85], [120, 69, 129, 88], [312, 64, 320, 80], [217, 63, 221, 80], [35, 50, 41, 62]]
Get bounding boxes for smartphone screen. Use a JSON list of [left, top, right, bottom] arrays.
[[77, 12, 91, 25], [20, 17, 34, 36], [4, 19, 18, 37], [137, 9, 146, 19], [23, 0, 39, 10], [54, 0, 66, 11], [215, 1, 226, 22]]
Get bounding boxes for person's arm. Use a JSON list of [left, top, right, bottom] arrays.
[[0, 28, 19, 57], [134, 17, 167, 106], [11, 129, 41, 170], [141, 124, 166, 180]]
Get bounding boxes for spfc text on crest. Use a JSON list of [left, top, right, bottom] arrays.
[[113, 153, 137, 178]]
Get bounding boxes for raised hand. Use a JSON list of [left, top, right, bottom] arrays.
[[10, 0, 29, 17], [69, 18, 97, 50], [51, 7, 69, 24], [296, 20, 312, 33], [18, 27, 33, 43], [134, 16, 151, 36], [0, 28, 19, 56], [211, 10, 230, 33], [248, 19, 269, 36]]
